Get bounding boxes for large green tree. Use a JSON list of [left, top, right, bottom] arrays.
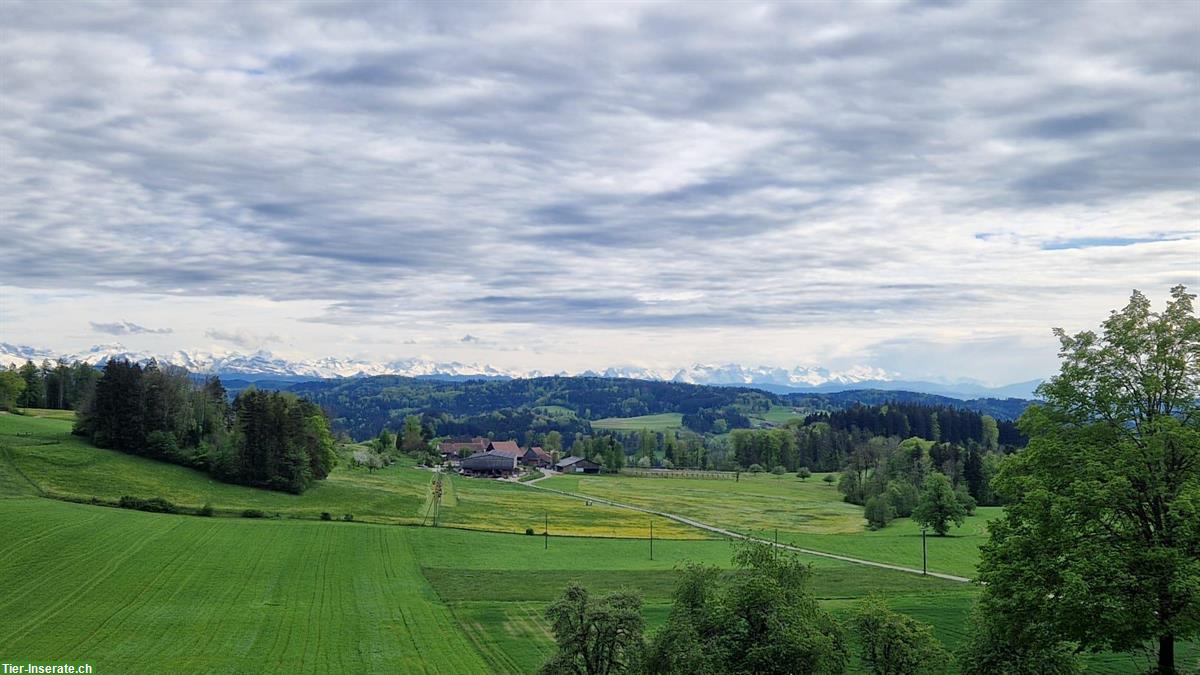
[[973, 286, 1199, 674], [539, 584, 644, 675], [911, 472, 966, 536]]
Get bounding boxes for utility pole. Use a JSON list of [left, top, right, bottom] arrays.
[[922, 527, 928, 575], [544, 512, 548, 550], [649, 518, 654, 560]]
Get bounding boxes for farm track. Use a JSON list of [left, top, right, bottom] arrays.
[[522, 482, 972, 583]]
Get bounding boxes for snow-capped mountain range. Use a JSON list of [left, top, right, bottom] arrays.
[[0, 342, 1040, 399]]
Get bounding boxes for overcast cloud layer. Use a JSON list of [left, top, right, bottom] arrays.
[[2, 0, 1197, 383]]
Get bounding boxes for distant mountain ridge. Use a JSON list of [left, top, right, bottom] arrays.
[[0, 342, 1042, 400]]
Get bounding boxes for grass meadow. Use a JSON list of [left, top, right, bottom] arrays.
[[3, 409, 1193, 673], [541, 471, 995, 577], [0, 411, 698, 538], [590, 412, 684, 431]]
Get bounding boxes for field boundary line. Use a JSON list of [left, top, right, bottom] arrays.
[[0, 441, 47, 496], [520, 482, 972, 583]]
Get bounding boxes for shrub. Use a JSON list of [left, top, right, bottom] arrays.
[[198, 503, 214, 517], [770, 465, 786, 475], [748, 463, 765, 473], [864, 495, 895, 530], [856, 596, 950, 674], [525, 527, 535, 536], [637, 456, 653, 469], [342, 513, 354, 522], [241, 509, 265, 519], [320, 512, 333, 521], [886, 480, 920, 518], [797, 467, 812, 480], [117, 495, 178, 514]]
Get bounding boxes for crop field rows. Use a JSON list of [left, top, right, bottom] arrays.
[[0, 498, 488, 673]]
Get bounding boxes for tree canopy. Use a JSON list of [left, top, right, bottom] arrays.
[[972, 286, 1199, 674]]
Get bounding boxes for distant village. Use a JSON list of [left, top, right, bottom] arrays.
[[438, 437, 599, 477]]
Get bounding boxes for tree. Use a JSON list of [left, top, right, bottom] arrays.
[[540, 583, 644, 675], [911, 472, 966, 536], [854, 596, 950, 674], [958, 606, 1079, 675], [544, 430, 563, 454], [16, 360, 43, 408], [963, 446, 986, 502], [975, 286, 1199, 674], [864, 494, 894, 530], [646, 542, 847, 674], [374, 429, 395, 454], [797, 466, 812, 480], [0, 369, 25, 411], [400, 415, 425, 454], [638, 428, 656, 461], [980, 415, 999, 451]]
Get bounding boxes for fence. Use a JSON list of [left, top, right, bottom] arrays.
[[618, 468, 737, 480]]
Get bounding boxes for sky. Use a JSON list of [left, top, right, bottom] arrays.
[[1, 0, 1197, 385]]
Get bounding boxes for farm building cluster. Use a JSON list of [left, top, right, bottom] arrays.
[[439, 436, 600, 477]]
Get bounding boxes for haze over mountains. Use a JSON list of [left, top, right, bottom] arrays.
[[0, 342, 1041, 400]]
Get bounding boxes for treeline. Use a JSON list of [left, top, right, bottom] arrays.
[[804, 403, 1025, 447], [783, 389, 1031, 421], [74, 360, 336, 494], [0, 359, 99, 411]]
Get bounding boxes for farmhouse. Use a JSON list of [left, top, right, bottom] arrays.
[[555, 456, 600, 474], [439, 437, 487, 461], [485, 440, 522, 458], [521, 446, 552, 468]]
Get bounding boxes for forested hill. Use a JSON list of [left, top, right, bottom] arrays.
[[782, 389, 1031, 421], [282, 375, 1032, 441]]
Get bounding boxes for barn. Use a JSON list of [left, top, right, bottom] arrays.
[[460, 451, 518, 477], [554, 456, 600, 474]]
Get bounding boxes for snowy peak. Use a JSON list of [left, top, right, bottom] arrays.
[[1, 344, 886, 386], [1, 342, 1035, 398]]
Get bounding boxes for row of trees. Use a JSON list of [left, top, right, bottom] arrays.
[[1, 359, 99, 411], [540, 542, 950, 674], [806, 403, 1024, 447], [74, 360, 336, 493], [836, 436, 997, 532]]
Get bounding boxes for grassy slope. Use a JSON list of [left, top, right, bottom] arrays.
[[0, 411, 699, 538], [590, 412, 683, 431], [0, 497, 489, 674], [750, 404, 804, 425], [542, 472, 995, 577]]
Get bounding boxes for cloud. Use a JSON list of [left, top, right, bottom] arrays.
[[1, 1, 1197, 381], [204, 329, 281, 349], [460, 334, 480, 343], [89, 320, 172, 335]]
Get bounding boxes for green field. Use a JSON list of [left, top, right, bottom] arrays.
[[0, 497, 490, 673], [3, 409, 1193, 673], [751, 404, 804, 425], [541, 472, 995, 577], [0, 411, 699, 538], [590, 412, 683, 431]]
